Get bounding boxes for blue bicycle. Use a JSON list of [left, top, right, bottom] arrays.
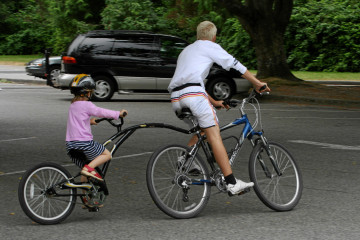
[[146, 89, 303, 218]]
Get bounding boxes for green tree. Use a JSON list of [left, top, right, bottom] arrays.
[[101, 0, 159, 31], [0, 0, 51, 54], [0, 0, 105, 55], [47, 0, 105, 53]]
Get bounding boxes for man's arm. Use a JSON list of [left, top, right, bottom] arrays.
[[242, 70, 271, 93], [207, 92, 228, 109]]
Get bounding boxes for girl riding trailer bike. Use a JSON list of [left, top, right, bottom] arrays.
[[18, 74, 128, 224], [65, 74, 127, 207]]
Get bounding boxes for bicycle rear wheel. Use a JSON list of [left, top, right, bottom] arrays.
[[249, 142, 303, 211], [18, 162, 77, 224], [146, 144, 211, 219]]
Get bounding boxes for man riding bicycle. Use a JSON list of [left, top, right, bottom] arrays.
[[168, 21, 270, 195]]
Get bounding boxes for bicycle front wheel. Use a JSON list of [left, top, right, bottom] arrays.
[[249, 142, 303, 211], [18, 162, 77, 224], [146, 144, 211, 219]]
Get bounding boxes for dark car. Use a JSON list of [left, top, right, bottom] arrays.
[[56, 30, 250, 101], [25, 56, 61, 83]]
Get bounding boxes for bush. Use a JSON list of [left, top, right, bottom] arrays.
[[285, 0, 360, 72]]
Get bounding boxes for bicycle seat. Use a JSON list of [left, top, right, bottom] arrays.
[[175, 108, 193, 120], [68, 149, 88, 162]]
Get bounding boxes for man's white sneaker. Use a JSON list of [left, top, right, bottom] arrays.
[[227, 179, 254, 196]]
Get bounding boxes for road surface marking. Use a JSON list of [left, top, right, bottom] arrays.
[[289, 140, 360, 151], [274, 117, 360, 120], [0, 137, 37, 142]]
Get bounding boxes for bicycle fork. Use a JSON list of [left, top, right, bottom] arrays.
[[255, 136, 283, 177]]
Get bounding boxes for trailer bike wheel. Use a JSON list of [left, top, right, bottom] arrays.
[[18, 162, 77, 224]]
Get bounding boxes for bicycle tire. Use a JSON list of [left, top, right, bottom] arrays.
[[18, 162, 77, 224], [146, 144, 211, 219], [249, 142, 303, 211]]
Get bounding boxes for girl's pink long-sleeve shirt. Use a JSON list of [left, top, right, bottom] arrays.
[[66, 101, 119, 141]]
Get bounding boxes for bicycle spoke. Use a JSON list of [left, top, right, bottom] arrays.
[[250, 142, 302, 211], [19, 164, 77, 224], [147, 145, 210, 218]]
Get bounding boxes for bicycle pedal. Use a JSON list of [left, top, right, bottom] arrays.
[[227, 188, 251, 197], [238, 187, 251, 195], [88, 207, 99, 212]]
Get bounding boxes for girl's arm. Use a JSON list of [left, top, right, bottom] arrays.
[[88, 102, 122, 120]]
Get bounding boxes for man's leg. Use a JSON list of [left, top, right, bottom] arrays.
[[203, 125, 232, 176], [203, 125, 254, 195]]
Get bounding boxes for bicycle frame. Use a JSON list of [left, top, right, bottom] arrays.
[[69, 90, 282, 187], [183, 113, 263, 177], [220, 113, 263, 165], [62, 114, 260, 192], [183, 103, 282, 184], [99, 121, 196, 177]]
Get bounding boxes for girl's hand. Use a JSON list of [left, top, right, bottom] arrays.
[[90, 117, 98, 125], [120, 110, 128, 118]]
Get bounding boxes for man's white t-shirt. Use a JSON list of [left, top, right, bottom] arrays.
[[168, 40, 247, 92]]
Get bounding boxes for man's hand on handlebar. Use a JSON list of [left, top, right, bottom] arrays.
[[255, 82, 271, 93], [214, 100, 230, 110]]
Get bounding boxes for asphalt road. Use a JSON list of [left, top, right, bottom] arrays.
[[1, 82, 360, 240]]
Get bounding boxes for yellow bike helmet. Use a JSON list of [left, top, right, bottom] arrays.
[[70, 74, 96, 96]]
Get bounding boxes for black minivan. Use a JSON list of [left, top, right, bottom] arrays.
[[57, 30, 250, 101]]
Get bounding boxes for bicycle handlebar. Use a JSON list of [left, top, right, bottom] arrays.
[[95, 117, 125, 131], [222, 85, 269, 111]]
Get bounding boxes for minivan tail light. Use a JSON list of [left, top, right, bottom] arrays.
[[62, 56, 77, 64]]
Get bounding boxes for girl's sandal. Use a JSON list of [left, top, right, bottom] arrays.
[[81, 196, 104, 209], [81, 164, 103, 181]]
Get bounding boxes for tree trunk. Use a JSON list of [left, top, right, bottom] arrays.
[[220, 0, 301, 81]]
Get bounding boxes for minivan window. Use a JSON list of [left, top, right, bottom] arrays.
[[159, 37, 188, 60], [112, 36, 155, 58], [78, 37, 114, 55]]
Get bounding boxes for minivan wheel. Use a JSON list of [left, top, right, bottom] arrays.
[[206, 78, 235, 100], [92, 76, 115, 101]]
